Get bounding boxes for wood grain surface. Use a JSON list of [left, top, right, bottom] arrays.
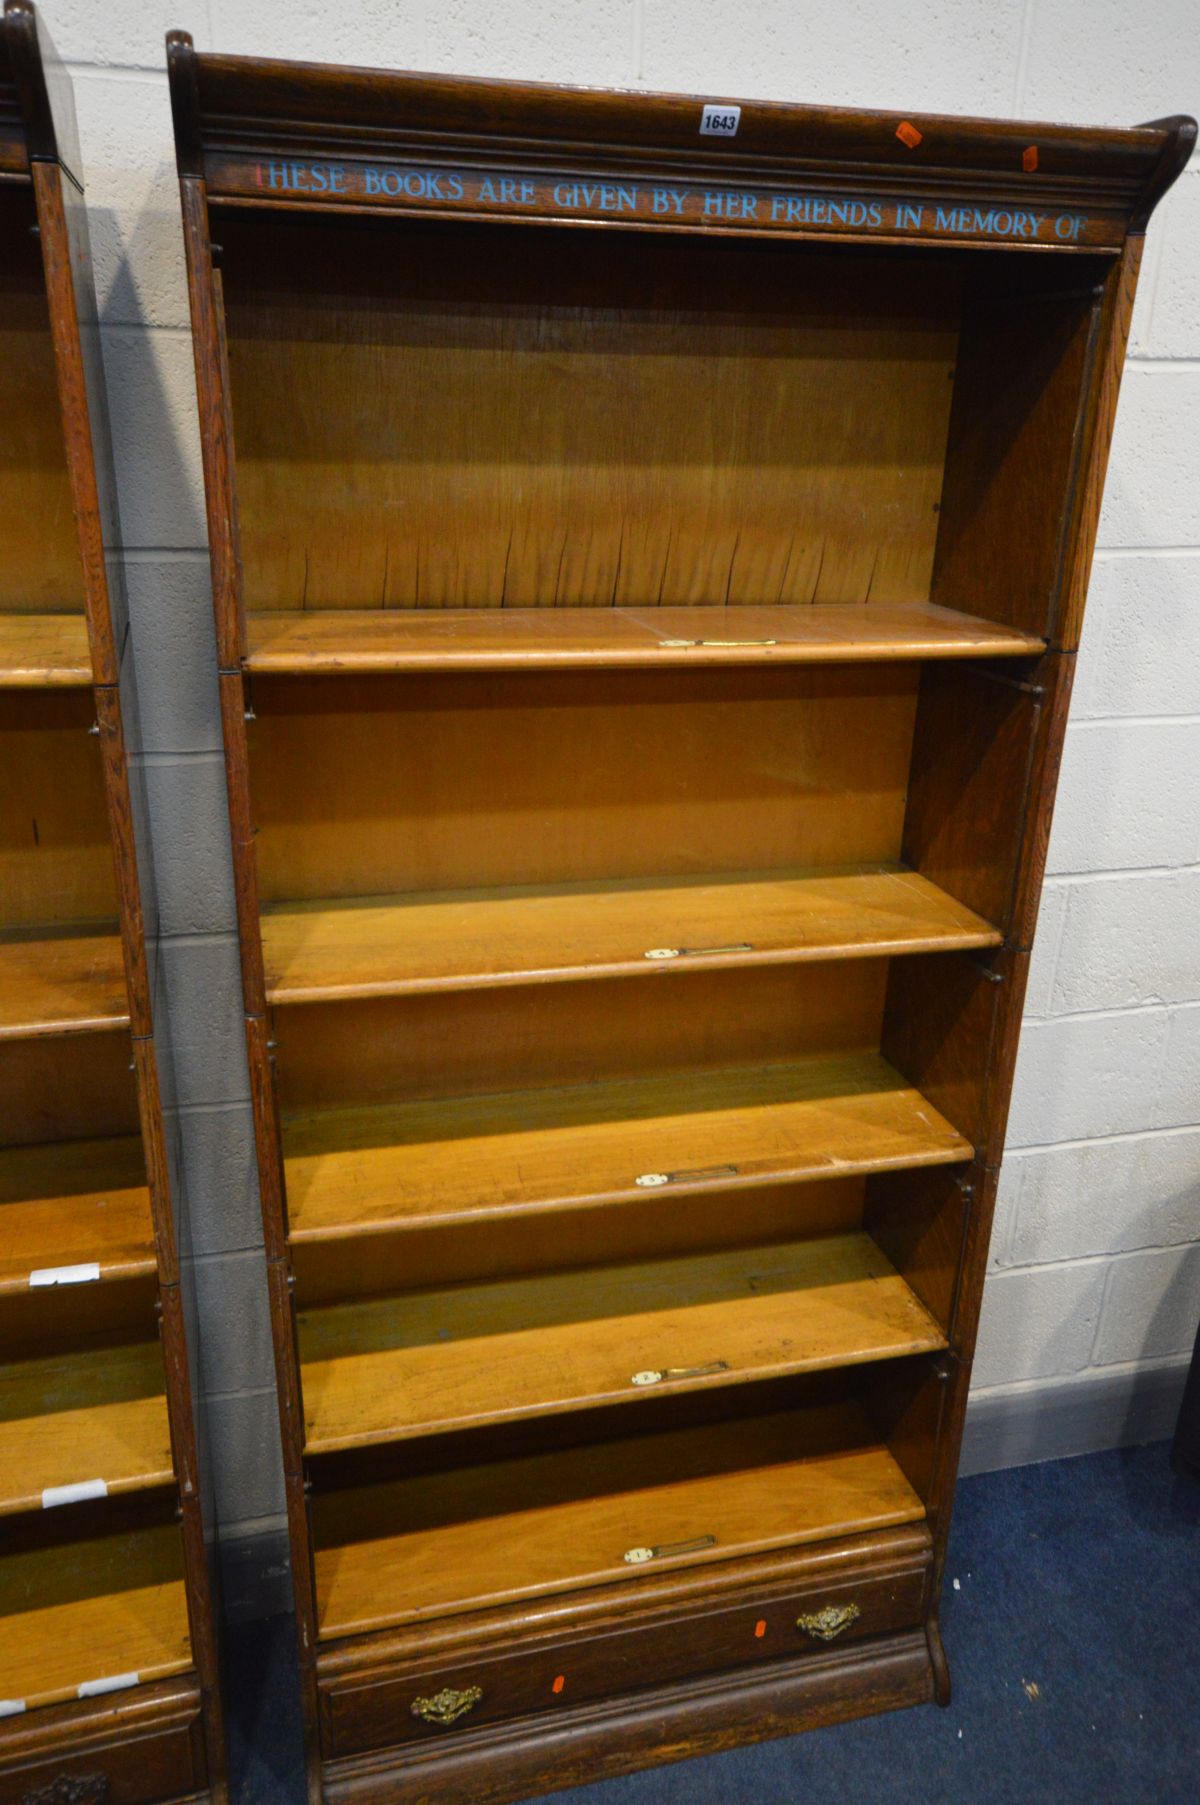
[[244, 603, 1044, 673], [0, 1520, 191, 1714], [0, 1132, 152, 1292], [298, 1231, 947, 1451], [0, 1337, 173, 1514], [0, 690, 118, 931], [263, 865, 999, 1004], [250, 666, 919, 901], [222, 226, 956, 616], [314, 1405, 924, 1634], [0, 191, 84, 613], [0, 923, 127, 1036], [0, 611, 92, 684], [284, 1050, 970, 1240]]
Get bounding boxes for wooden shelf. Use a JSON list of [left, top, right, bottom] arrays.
[[0, 1136, 154, 1295], [314, 1403, 926, 1636], [262, 865, 1001, 1005], [284, 1051, 971, 1243], [299, 1231, 947, 1453], [245, 603, 1045, 674], [0, 1340, 174, 1515], [0, 613, 93, 687], [0, 926, 129, 1039], [0, 1522, 191, 1713]]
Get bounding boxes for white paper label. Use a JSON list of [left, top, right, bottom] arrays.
[[43, 1478, 109, 1509], [0, 1700, 26, 1718], [700, 103, 741, 137], [78, 1672, 139, 1699], [30, 1262, 101, 1288]]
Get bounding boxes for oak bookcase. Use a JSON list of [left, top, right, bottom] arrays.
[[168, 30, 1193, 1805], [0, 6, 224, 1803]]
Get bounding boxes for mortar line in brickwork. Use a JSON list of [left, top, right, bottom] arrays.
[[118, 546, 211, 561], [202, 1380, 280, 1405], [994, 1242, 1200, 1278], [135, 747, 225, 765], [1019, 996, 1187, 1026], [1043, 861, 1200, 884], [156, 930, 241, 949], [1064, 710, 1200, 727], [1004, 1119, 1200, 1158], [65, 60, 171, 82], [1011, 0, 1036, 114], [967, 1349, 1192, 1400], [1094, 545, 1200, 557]]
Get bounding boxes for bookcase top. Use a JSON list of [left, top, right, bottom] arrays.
[[167, 30, 1194, 252], [0, 0, 81, 185]]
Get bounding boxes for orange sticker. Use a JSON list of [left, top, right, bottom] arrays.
[[552, 1675, 566, 1695], [896, 121, 923, 149], [1023, 145, 1039, 172], [754, 1620, 767, 1639]]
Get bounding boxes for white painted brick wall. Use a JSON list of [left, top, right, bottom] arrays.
[[49, 1, 1200, 1542], [973, 1263, 1109, 1387]]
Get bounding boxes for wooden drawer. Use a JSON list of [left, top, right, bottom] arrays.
[[319, 1553, 929, 1761], [0, 1681, 207, 1805]]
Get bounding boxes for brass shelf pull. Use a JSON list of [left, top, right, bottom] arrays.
[[643, 942, 753, 960], [796, 1603, 861, 1643], [635, 1164, 739, 1188], [410, 1686, 483, 1727], [624, 1534, 717, 1565], [631, 1360, 730, 1386]]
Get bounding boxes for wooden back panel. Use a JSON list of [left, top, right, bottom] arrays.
[[292, 1176, 867, 1304], [219, 216, 959, 613], [274, 957, 889, 1112], [0, 186, 84, 615], [0, 1029, 141, 1148], [0, 690, 117, 929], [250, 666, 919, 901], [931, 258, 1108, 643]]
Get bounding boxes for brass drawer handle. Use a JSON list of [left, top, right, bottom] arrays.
[[796, 1603, 861, 1643], [410, 1685, 483, 1727], [23, 1777, 110, 1805]]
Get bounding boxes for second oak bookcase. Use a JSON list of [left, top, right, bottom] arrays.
[[0, 6, 224, 1802], [167, 32, 1192, 1805]]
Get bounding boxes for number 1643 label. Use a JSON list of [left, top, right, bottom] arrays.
[[700, 103, 741, 136]]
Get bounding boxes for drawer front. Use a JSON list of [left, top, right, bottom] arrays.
[[321, 1560, 928, 1760], [0, 1699, 206, 1805]]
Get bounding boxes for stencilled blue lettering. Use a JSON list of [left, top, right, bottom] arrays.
[[247, 157, 1089, 246], [258, 159, 348, 194]]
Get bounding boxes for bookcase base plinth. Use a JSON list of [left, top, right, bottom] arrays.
[[322, 1629, 937, 1805], [0, 1677, 208, 1805], [316, 1527, 934, 1801]]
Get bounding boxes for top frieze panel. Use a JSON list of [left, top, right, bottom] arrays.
[[168, 34, 1196, 251]]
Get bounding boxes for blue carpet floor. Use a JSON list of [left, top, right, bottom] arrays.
[[227, 1441, 1200, 1805]]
